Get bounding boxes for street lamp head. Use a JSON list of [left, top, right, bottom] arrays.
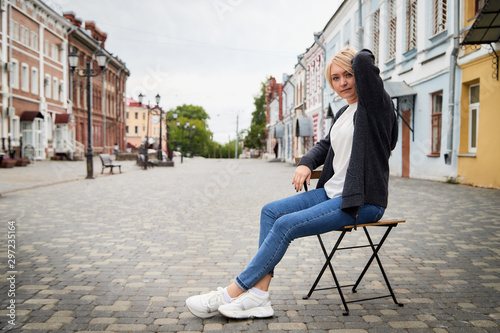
[[96, 50, 107, 69], [155, 94, 161, 105], [186, 121, 190, 128], [176, 120, 180, 127], [173, 111, 178, 120], [68, 50, 78, 70], [192, 124, 195, 129], [138, 93, 144, 105]]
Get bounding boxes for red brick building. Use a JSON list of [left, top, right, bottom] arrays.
[[64, 12, 129, 156]]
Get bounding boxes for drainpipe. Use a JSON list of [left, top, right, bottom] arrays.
[[445, 0, 459, 165], [116, 64, 125, 151], [283, 74, 295, 160], [297, 54, 307, 116], [101, 54, 112, 154], [314, 32, 326, 140], [357, 0, 364, 50]]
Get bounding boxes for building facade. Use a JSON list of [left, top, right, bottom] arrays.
[[265, 0, 498, 188], [125, 97, 163, 152], [456, 0, 500, 188], [1, 0, 71, 160], [64, 12, 129, 157]]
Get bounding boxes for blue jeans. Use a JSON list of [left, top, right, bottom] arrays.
[[235, 188, 385, 291]]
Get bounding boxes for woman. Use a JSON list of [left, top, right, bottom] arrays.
[[186, 46, 398, 319]]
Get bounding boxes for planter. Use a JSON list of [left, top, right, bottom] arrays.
[[15, 158, 29, 167], [1, 159, 17, 168]]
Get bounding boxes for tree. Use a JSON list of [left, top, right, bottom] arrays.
[[244, 79, 267, 150], [166, 105, 213, 158]]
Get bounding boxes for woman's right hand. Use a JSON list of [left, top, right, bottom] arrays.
[[292, 165, 312, 192]]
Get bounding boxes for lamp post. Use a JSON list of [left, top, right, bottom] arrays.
[[138, 93, 161, 170], [176, 120, 195, 163], [68, 49, 107, 179]]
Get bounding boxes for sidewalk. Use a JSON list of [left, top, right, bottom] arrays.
[[0, 157, 139, 194], [0, 158, 499, 332]]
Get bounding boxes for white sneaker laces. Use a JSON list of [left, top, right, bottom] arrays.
[[203, 287, 224, 309]]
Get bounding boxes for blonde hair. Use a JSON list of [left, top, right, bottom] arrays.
[[325, 45, 358, 90]]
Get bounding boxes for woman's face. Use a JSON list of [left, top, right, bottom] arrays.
[[329, 62, 358, 104]]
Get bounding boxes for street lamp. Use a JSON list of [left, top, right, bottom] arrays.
[[68, 49, 107, 179], [138, 93, 162, 170], [176, 120, 195, 164]]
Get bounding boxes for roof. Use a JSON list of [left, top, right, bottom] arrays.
[[20, 111, 44, 121], [384, 81, 417, 98], [55, 114, 71, 124], [462, 0, 500, 45]]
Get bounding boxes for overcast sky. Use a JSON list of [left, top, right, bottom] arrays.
[[53, 0, 341, 143]]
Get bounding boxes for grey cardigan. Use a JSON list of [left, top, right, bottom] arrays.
[[298, 49, 398, 221]]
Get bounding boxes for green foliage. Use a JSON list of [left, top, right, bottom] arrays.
[[244, 80, 267, 149], [166, 105, 212, 158]]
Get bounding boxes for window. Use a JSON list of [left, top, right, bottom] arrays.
[[432, 0, 447, 35], [406, 0, 417, 52], [13, 21, 19, 41], [11, 60, 19, 89], [31, 67, 38, 94], [372, 9, 380, 66], [51, 44, 58, 61], [469, 84, 480, 153], [21, 63, 29, 92], [30, 32, 39, 50], [430, 92, 443, 156], [10, 116, 20, 146], [45, 74, 51, 98], [388, 0, 397, 61], [44, 40, 49, 56], [126, 112, 129, 119], [53, 77, 59, 101], [135, 126, 138, 134], [126, 126, 129, 133], [135, 112, 138, 119]]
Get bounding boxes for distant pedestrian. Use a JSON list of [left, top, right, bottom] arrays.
[[113, 143, 119, 155], [273, 142, 278, 158], [186, 47, 398, 319]]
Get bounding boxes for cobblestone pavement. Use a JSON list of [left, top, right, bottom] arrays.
[[1, 157, 499, 332]]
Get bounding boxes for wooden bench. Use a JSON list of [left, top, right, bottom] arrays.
[[295, 157, 405, 315], [99, 154, 122, 174]]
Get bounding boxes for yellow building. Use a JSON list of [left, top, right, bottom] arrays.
[[457, 0, 500, 188], [125, 98, 163, 151]]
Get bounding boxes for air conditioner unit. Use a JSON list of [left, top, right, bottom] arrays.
[[4, 62, 12, 72], [5, 106, 15, 117]]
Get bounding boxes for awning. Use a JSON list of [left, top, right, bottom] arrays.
[[383, 81, 417, 98], [55, 114, 70, 124], [20, 111, 44, 121], [274, 124, 284, 138], [462, 0, 500, 45], [296, 117, 313, 137]]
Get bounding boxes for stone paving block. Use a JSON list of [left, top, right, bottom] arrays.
[[2, 159, 500, 331]]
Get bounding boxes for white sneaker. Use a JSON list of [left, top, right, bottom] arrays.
[[186, 287, 228, 318], [218, 289, 274, 319]]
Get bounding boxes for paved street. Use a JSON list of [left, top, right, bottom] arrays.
[[1, 157, 500, 332]]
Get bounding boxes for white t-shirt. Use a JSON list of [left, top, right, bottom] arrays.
[[324, 102, 357, 198]]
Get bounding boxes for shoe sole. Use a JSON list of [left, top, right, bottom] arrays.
[[219, 301, 274, 319], [186, 299, 219, 319]]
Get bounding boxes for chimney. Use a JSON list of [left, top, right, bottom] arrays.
[[85, 21, 108, 48]]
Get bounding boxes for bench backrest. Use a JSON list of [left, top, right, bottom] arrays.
[[100, 154, 112, 164]]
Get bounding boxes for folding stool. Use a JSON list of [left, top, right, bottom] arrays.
[[298, 163, 405, 315]]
